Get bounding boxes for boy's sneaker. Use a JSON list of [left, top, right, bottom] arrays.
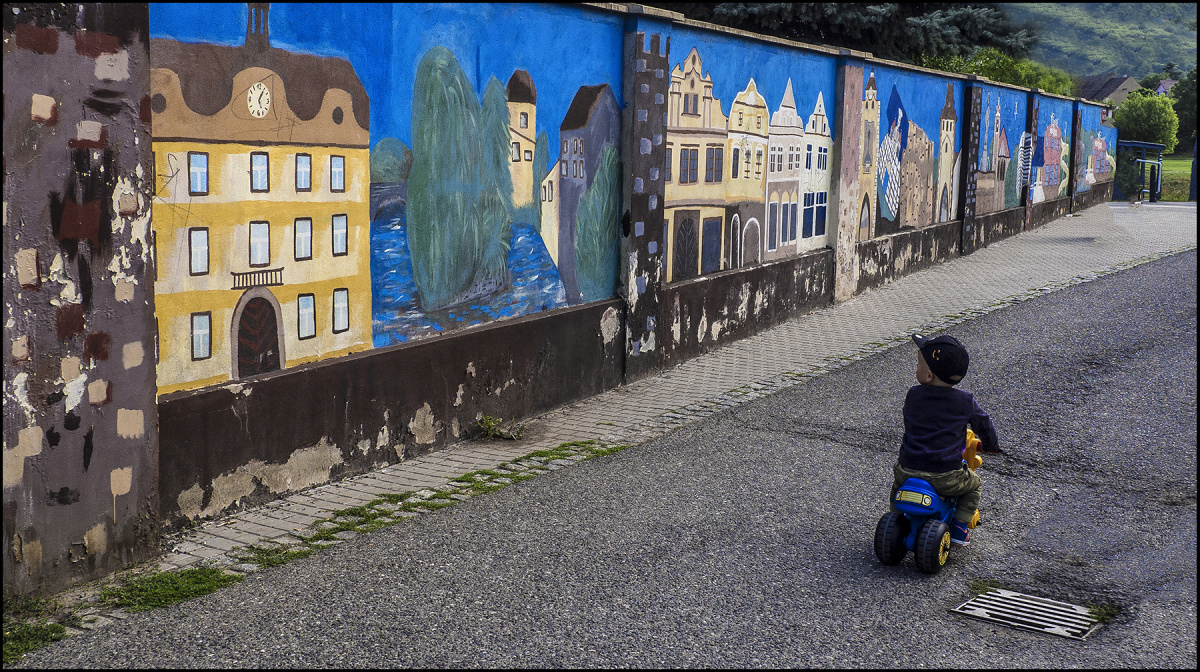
[[950, 520, 972, 547]]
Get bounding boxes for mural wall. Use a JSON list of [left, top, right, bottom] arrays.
[[1073, 103, 1117, 193], [149, 2, 625, 377], [1030, 96, 1073, 204], [646, 25, 839, 284], [859, 67, 964, 240], [3, 3, 159, 596], [972, 84, 1030, 214]]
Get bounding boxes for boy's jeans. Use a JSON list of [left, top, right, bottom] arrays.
[[890, 462, 981, 524]]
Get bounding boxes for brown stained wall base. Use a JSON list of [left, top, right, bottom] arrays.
[[1072, 181, 1114, 211], [1029, 196, 1073, 230], [854, 220, 963, 295], [157, 300, 624, 529], [975, 206, 1028, 248]]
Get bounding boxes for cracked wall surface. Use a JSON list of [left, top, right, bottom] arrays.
[[3, 3, 158, 596]]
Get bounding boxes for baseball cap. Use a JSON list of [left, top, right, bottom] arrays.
[[913, 333, 969, 385]]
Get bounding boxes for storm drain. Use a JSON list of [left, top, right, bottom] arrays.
[[949, 588, 1102, 639]]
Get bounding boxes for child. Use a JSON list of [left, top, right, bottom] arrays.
[[891, 333, 1000, 547]]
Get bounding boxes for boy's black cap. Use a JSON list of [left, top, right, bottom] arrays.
[[913, 333, 969, 385]]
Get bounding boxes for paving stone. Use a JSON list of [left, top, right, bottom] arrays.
[[316, 521, 340, 531], [449, 493, 472, 501], [395, 511, 419, 518], [231, 563, 259, 574], [332, 530, 358, 541], [374, 502, 403, 512], [415, 489, 437, 499]]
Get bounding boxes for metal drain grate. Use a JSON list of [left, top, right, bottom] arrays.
[[950, 588, 1102, 639]]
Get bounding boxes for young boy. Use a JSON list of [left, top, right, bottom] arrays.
[[891, 333, 1000, 547]]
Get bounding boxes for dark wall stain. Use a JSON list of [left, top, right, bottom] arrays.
[[74, 29, 119, 58], [48, 487, 81, 506], [56, 303, 85, 340], [44, 390, 65, 406], [46, 427, 61, 447], [84, 97, 124, 117], [83, 427, 94, 472], [83, 331, 110, 363], [64, 412, 81, 431], [77, 255, 93, 308], [14, 23, 57, 54]]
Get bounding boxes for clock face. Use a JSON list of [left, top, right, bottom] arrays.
[[247, 82, 270, 118]]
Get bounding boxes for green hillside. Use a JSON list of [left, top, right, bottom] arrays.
[[1002, 3, 1197, 77]]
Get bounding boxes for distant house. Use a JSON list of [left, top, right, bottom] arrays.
[[1078, 74, 1140, 106], [1154, 79, 1177, 96]]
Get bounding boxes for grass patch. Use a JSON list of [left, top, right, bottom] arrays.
[[233, 542, 314, 569], [98, 567, 242, 613], [968, 578, 1006, 596], [477, 415, 525, 440], [1088, 603, 1120, 624], [3, 592, 70, 664]]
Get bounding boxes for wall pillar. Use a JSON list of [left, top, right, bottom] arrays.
[[830, 51, 868, 303], [959, 80, 984, 255], [620, 21, 672, 381], [1023, 89, 1041, 231], [1067, 99, 1083, 211]]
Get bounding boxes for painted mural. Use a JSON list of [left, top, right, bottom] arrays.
[[1029, 97, 1072, 204], [972, 85, 1030, 214], [1073, 104, 1117, 193], [864, 67, 963, 239], [149, 3, 625, 374], [643, 27, 838, 283]]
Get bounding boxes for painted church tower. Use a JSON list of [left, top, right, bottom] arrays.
[[936, 83, 957, 222], [858, 69, 879, 240]]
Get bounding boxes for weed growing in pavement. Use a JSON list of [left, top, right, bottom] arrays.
[[1088, 603, 1120, 624], [477, 415, 526, 440], [968, 578, 1006, 595], [98, 566, 242, 613], [3, 592, 69, 664], [234, 542, 314, 569]]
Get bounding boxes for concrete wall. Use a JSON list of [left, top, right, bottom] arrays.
[[3, 2, 1119, 592], [3, 3, 159, 596]]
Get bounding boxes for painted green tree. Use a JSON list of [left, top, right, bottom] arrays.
[[477, 76, 515, 291], [574, 144, 621, 303], [407, 47, 512, 311], [531, 130, 550, 228]]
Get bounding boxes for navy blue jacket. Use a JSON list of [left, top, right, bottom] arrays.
[[900, 384, 999, 472]]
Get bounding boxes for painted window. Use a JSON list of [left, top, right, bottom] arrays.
[[251, 152, 269, 192], [744, 147, 751, 175], [705, 146, 722, 183], [330, 155, 345, 192], [731, 148, 739, 178], [294, 218, 312, 261], [738, 111, 743, 127], [512, 142, 520, 162], [189, 227, 208, 276], [803, 192, 815, 238], [863, 123, 875, 169], [191, 312, 211, 360], [806, 144, 813, 170], [755, 149, 763, 178], [679, 148, 698, 184], [542, 185, 546, 201], [561, 160, 567, 177], [818, 146, 828, 172], [768, 202, 778, 251], [295, 153, 311, 191], [756, 115, 761, 129], [332, 288, 349, 333], [332, 214, 348, 256], [188, 152, 208, 195], [297, 294, 315, 340], [562, 140, 567, 155], [520, 112, 528, 128], [781, 201, 791, 244], [249, 221, 270, 267], [665, 148, 672, 182], [790, 202, 798, 241], [547, 182, 553, 201], [815, 192, 828, 236], [524, 150, 532, 161]]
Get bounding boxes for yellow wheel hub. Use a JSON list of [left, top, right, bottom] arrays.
[[938, 531, 951, 565]]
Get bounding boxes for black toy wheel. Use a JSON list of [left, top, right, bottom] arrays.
[[914, 519, 951, 574], [874, 512, 909, 565]]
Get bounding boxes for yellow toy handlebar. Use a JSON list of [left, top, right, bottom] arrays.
[[965, 428, 982, 529]]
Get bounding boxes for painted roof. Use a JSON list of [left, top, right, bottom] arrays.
[[561, 84, 614, 131], [507, 69, 536, 105]]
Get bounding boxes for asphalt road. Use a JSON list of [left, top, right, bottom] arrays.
[[15, 251, 1197, 668]]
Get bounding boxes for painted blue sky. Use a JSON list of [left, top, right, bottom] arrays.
[[872, 65, 964, 156], [978, 84, 1028, 163], [150, 3, 625, 175]]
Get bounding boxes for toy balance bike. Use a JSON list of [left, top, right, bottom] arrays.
[[873, 430, 983, 574]]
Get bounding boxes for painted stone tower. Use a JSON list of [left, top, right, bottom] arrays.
[[858, 70, 879, 241], [936, 83, 957, 222]]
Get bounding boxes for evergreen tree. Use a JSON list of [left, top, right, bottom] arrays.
[[370, 137, 413, 183], [531, 130, 550, 228], [648, 3, 1036, 64], [407, 46, 484, 311], [575, 145, 621, 303], [476, 76, 515, 290], [1171, 67, 1196, 147]]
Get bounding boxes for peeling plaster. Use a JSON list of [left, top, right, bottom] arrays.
[[48, 253, 78, 306], [409, 402, 442, 445], [600, 306, 619, 344], [710, 318, 725, 342], [626, 251, 640, 313], [641, 330, 656, 352], [697, 309, 708, 344], [375, 412, 390, 451], [454, 383, 465, 407], [63, 373, 87, 411], [466, 362, 476, 377], [736, 283, 751, 321], [110, 467, 131, 521], [84, 522, 107, 557], [9, 372, 36, 424], [4, 427, 45, 489], [451, 417, 461, 438]]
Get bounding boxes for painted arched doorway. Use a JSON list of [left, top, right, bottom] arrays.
[[741, 218, 761, 266], [230, 287, 285, 379], [939, 185, 950, 222], [859, 195, 872, 240]]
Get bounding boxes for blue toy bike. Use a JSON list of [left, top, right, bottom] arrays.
[[873, 430, 982, 574]]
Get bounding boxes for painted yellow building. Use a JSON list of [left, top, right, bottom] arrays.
[[539, 161, 561, 265], [726, 78, 769, 268], [858, 70, 879, 241], [663, 47, 729, 282], [507, 70, 538, 210], [150, 4, 372, 395]]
